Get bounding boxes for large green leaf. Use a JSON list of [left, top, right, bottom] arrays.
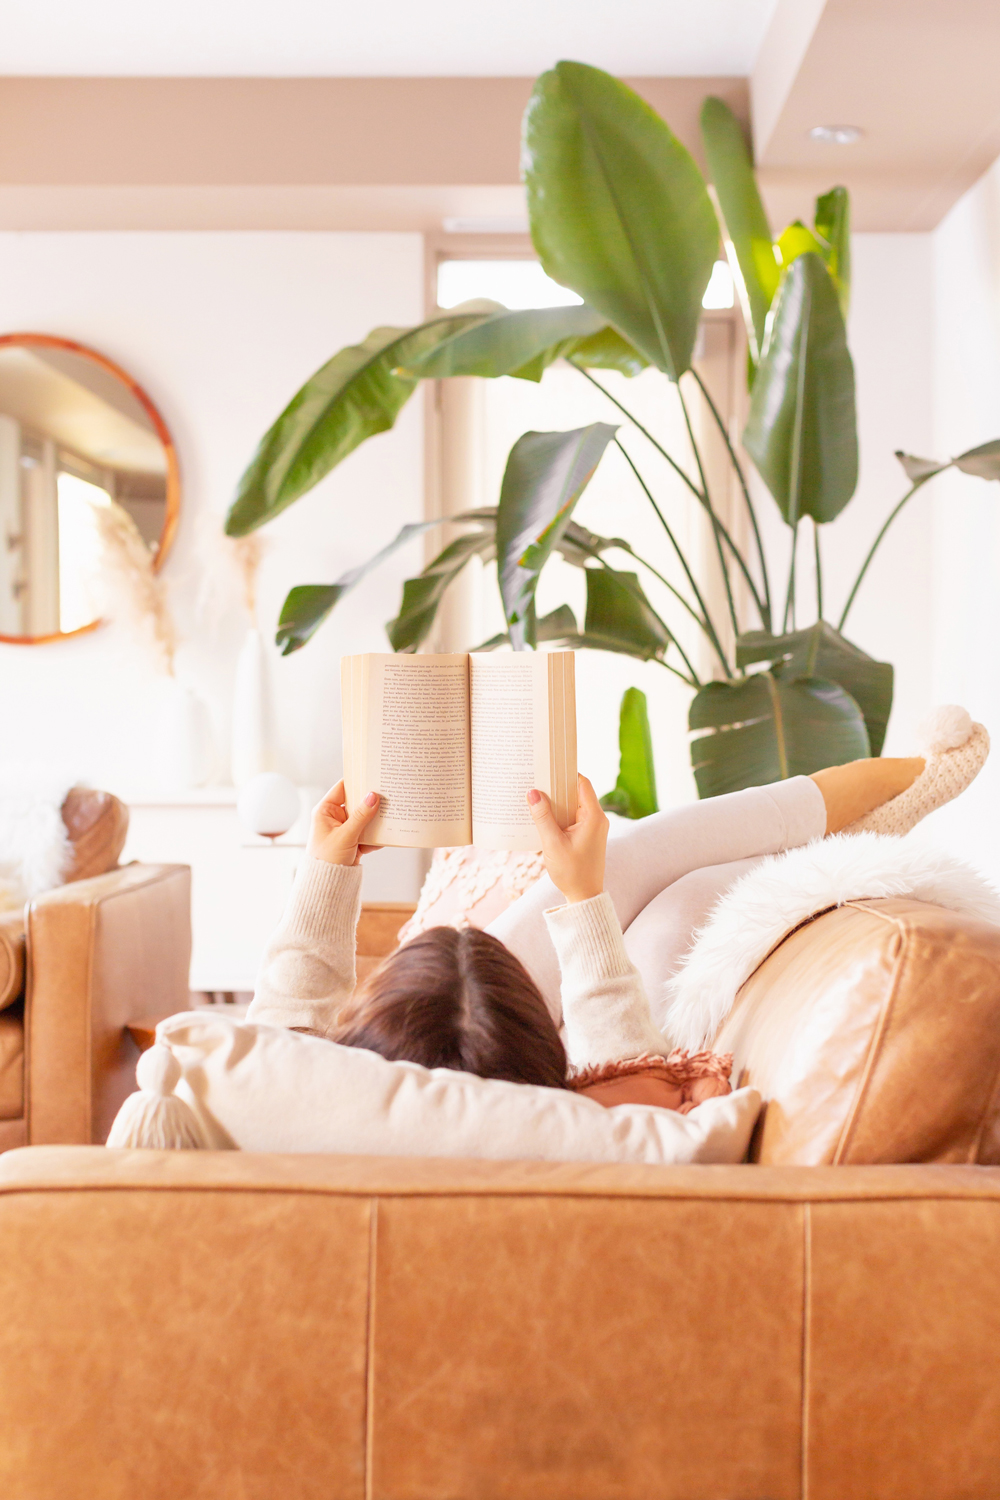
[[776, 221, 826, 269], [953, 438, 1000, 480], [523, 61, 719, 379], [814, 187, 851, 319], [895, 439, 1000, 485], [397, 304, 606, 382], [496, 423, 617, 647], [226, 311, 490, 536], [274, 509, 494, 655], [689, 672, 870, 798], [554, 520, 632, 567], [582, 567, 671, 661], [387, 530, 497, 652], [895, 451, 949, 484], [737, 621, 893, 755], [601, 687, 659, 819], [472, 603, 579, 652], [562, 325, 649, 376], [699, 95, 779, 364], [743, 252, 858, 525]]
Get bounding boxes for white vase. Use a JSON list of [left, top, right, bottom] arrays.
[[155, 678, 215, 790], [231, 626, 273, 786]]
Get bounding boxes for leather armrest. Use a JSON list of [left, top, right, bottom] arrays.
[[61, 788, 129, 883], [0, 912, 24, 1012], [357, 902, 416, 957], [25, 863, 191, 1145]]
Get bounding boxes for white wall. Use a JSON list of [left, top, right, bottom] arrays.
[[0, 230, 427, 897], [824, 233, 936, 753], [922, 162, 1000, 878]]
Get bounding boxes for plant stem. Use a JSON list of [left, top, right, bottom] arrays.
[[783, 523, 798, 632], [612, 438, 731, 677], [838, 481, 922, 631], [587, 541, 705, 683], [677, 381, 741, 641], [813, 521, 824, 620], [572, 360, 762, 627], [587, 552, 703, 687], [569, 361, 705, 504], [690, 367, 773, 631], [652, 656, 702, 688]]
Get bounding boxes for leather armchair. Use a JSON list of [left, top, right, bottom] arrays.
[[0, 790, 191, 1149]]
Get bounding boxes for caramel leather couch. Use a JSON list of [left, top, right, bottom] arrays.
[[1, 895, 1000, 1499], [0, 789, 190, 1149]]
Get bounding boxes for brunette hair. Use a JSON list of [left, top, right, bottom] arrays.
[[333, 926, 567, 1089]]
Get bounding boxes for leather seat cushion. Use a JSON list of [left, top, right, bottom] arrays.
[[0, 1006, 23, 1118], [61, 789, 129, 884], [716, 897, 1000, 1166], [0, 914, 24, 1013]]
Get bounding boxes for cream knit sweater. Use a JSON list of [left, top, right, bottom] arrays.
[[247, 857, 669, 1070]]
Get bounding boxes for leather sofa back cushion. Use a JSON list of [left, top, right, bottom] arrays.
[[0, 915, 24, 1013], [61, 789, 129, 884], [716, 897, 1000, 1166]]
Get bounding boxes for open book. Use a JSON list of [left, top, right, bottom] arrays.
[[341, 651, 577, 850]]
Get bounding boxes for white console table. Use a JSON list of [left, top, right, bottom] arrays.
[[121, 787, 426, 994]]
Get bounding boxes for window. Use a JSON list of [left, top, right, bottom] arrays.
[[429, 253, 743, 806], [436, 257, 734, 312]]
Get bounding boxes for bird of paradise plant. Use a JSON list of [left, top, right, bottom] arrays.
[[225, 62, 1000, 803]]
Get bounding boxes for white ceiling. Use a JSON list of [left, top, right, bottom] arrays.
[[2, 0, 779, 77]]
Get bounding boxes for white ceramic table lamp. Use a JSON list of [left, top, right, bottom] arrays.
[[236, 773, 302, 842]]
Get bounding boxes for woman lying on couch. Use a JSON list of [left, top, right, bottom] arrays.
[[247, 709, 988, 1112]]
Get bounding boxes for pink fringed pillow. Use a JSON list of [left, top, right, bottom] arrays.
[[397, 846, 547, 943]]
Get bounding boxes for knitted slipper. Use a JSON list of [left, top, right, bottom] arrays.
[[843, 706, 989, 836]]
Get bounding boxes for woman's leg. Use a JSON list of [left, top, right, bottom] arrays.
[[488, 777, 825, 1020], [620, 857, 763, 1032]]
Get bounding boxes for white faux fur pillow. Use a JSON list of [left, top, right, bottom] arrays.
[[108, 1012, 761, 1167]]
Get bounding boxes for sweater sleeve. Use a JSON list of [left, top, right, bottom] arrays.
[[543, 893, 670, 1070], [246, 857, 362, 1035]]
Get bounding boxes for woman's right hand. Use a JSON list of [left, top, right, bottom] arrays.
[[527, 774, 608, 904]]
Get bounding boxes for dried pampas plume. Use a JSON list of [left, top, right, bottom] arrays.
[[230, 533, 265, 619], [193, 518, 269, 629], [92, 499, 178, 675]]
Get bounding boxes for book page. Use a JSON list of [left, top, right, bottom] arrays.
[[469, 651, 577, 851], [341, 653, 472, 848]]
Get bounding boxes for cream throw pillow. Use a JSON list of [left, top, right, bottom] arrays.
[[108, 1012, 761, 1166]]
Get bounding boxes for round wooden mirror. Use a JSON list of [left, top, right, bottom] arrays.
[[0, 334, 179, 644]]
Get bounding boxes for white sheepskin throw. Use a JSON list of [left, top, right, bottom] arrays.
[[661, 832, 1000, 1052], [0, 764, 78, 912]]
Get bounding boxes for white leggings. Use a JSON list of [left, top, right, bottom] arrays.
[[486, 775, 827, 1034]]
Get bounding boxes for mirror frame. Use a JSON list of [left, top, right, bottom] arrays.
[[0, 332, 180, 646]]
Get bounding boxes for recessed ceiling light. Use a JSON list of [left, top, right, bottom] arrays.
[[809, 124, 863, 145]]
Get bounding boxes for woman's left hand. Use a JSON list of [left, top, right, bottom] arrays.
[[307, 781, 381, 867], [527, 773, 608, 903]]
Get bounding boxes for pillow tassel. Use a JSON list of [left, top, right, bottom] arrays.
[[106, 1042, 209, 1149]]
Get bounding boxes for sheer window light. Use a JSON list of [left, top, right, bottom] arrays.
[[437, 258, 734, 312], [57, 473, 109, 634]]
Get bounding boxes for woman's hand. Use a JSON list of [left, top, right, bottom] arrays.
[[527, 774, 608, 904], [307, 781, 381, 867]]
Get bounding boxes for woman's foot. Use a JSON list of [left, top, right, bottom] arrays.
[[840, 706, 989, 836]]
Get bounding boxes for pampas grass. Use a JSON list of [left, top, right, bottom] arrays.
[[230, 533, 265, 619], [92, 499, 178, 674], [193, 518, 268, 629]]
